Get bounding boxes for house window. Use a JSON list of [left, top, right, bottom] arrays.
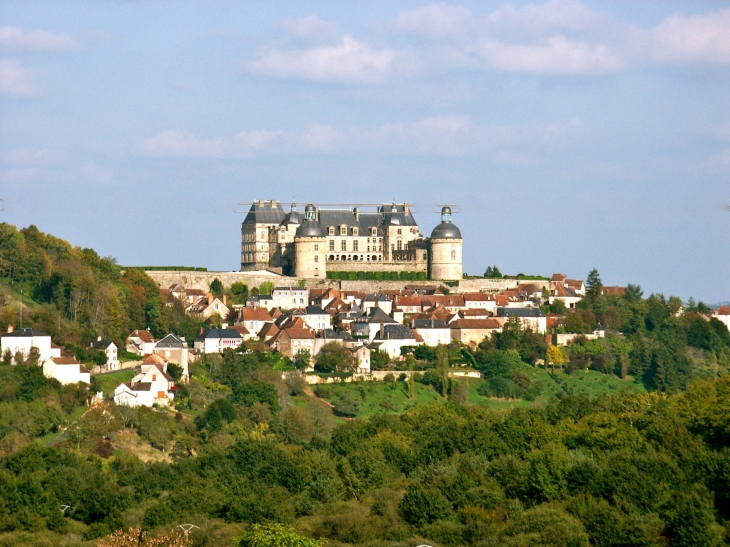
[[397, 239, 403, 250], [329, 240, 335, 251], [352, 227, 358, 236], [314, 244, 319, 251], [371, 228, 377, 236], [314, 255, 319, 262], [152, 374, 157, 381], [328, 226, 335, 235], [397, 228, 402, 235], [353, 240, 359, 251], [340, 225, 347, 235], [158, 391, 165, 398], [341, 240, 347, 251]]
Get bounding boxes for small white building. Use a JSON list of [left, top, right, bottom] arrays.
[[43, 356, 91, 385], [352, 345, 371, 373], [1, 326, 61, 365], [411, 319, 452, 347], [126, 329, 157, 356], [113, 357, 175, 408], [272, 286, 309, 310], [238, 307, 274, 336], [496, 307, 547, 334], [193, 328, 243, 353], [712, 306, 730, 331], [371, 324, 418, 358], [463, 293, 498, 312], [90, 337, 119, 371]]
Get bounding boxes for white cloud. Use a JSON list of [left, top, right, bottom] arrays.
[[641, 8, 730, 65], [0, 59, 37, 97], [0, 27, 78, 52], [360, 115, 473, 155], [251, 35, 396, 83], [478, 36, 624, 75], [139, 129, 282, 158]]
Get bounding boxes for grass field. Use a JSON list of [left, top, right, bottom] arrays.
[[94, 369, 135, 397]]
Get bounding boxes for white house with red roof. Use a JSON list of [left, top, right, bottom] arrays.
[[112, 355, 176, 407], [43, 356, 90, 385]]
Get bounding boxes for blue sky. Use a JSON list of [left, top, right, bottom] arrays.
[[1, 1, 729, 303]]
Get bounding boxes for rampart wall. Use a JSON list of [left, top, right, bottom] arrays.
[[145, 271, 549, 294], [326, 261, 427, 273]]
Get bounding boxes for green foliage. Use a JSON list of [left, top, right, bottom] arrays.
[[209, 278, 224, 298], [333, 392, 360, 417], [484, 265, 503, 278], [314, 342, 352, 373], [236, 523, 324, 547]]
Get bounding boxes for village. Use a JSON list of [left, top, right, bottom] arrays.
[[3, 273, 729, 411]]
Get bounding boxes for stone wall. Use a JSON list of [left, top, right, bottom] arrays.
[[145, 270, 549, 294]]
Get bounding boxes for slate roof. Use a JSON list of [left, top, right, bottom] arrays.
[[156, 334, 186, 348], [412, 319, 450, 329], [373, 324, 417, 340], [364, 308, 397, 324], [91, 339, 117, 349], [496, 308, 544, 318], [2, 328, 49, 337], [243, 201, 287, 225], [194, 328, 242, 341]]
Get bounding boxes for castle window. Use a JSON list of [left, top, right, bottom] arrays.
[[315, 255, 319, 262], [314, 244, 319, 251], [341, 240, 347, 251], [397, 229, 402, 235], [371, 228, 377, 236], [397, 239, 403, 250], [367, 246, 370, 252], [451, 250, 456, 260], [352, 227, 358, 236], [329, 240, 335, 251], [340, 225, 347, 236], [353, 240, 359, 251], [328, 226, 335, 235]]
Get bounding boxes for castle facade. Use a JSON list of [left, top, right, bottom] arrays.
[[240, 201, 462, 281]]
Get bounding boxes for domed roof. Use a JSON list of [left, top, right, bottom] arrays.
[[431, 222, 461, 239], [284, 211, 302, 224], [296, 220, 325, 238]]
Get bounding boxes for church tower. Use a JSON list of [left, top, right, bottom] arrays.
[[429, 206, 463, 281], [294, 204, 326, 279]]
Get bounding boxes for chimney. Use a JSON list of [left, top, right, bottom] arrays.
[[354, 207, 359, 221], [199, 327, 204, 334], [404, 203, 409, 213], [207, 292, 213, 302], [7, 325, 13, 333], [97, 335, 102, 341], [223, 295, 227, 306]]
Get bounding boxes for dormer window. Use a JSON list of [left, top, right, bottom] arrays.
[[328, 226, 335, 236], [371, 227, 377, 236], [352, 227, 358, 236], [340, 225, 347, 236]]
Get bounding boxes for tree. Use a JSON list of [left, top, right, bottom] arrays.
[[370, 349, 391, 370], [236, 524, 324, 547], [314, 342, 352, 373], [97, 527, 192, 547], [258, 281, 275, 295], [228, 281, 249, 304], [484, 265, 503, 278], [209, 278, 224, 298], [586, 268, 602, 299], [2, 348, 12, 366], [293, 349, 311, 371], [546, 345, 567, 374], [333, 392, 360, 417]]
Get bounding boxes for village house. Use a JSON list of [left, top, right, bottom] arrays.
[[549, 284, 582, 309], [496, 307, 547, 334], [112, 355, 175, 408], [1, 326, 61, 365], [237, 307, 274, 337], [463, 293, 498, 313], [370, 324, 418, 358], [90, 337, 119, 371], [276, 328, 316, 359], [187, 293, 229, 320], [352, 308, 398, 341], [126, 329, 157, 356], [43, 356, 91, 385], [352, 345, 371, 373], [246, 294, 275, 310], [153, 334, 190, 382], [411, 318, 452, 346], [712, 306, 730, 330], [272, 286, 309, 309], [362, 294, 393, 315], [450, 318, 503, 346], [193, 328, 243, 354]]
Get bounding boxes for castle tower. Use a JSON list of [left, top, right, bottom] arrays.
[[294, 204, 326, 279], [429, 206, 463, 280]]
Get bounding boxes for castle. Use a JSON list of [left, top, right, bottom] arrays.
[[240, 201, 462, 281]]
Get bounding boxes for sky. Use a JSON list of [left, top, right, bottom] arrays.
[[0, 0, 729, 304]]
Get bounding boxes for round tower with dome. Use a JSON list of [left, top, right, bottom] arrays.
[[429, 206, 463, 280], [294, 204, 326, 278]]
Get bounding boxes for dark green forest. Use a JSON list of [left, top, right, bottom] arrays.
[[1, 224, 730, 546]]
